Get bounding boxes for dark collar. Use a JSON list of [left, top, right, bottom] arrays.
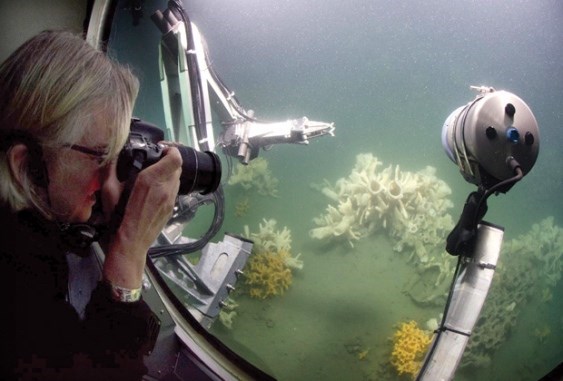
[[0, 206, 71, 260]]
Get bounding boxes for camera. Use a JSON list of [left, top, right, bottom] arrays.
[[117, 118, 221, 194]]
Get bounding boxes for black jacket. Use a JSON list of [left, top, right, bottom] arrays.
[[0, 206, 159, 381]]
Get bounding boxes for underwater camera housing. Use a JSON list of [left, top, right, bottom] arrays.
[[441, 86, 539, 191], [117, 118, 222, 194]]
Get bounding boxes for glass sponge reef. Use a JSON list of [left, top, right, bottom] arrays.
[[243, 219, 303, 299], [310, 153, 453, 252], [310, 153, 455, 304], [228, 157, 279, 197], [461, 216, 563, 368]]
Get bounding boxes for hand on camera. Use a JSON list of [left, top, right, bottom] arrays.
[[102, 146, 182, 289]]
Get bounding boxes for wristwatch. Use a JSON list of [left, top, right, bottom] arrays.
[[107, 281, 142, 303]]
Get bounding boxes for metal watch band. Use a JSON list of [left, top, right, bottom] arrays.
[[109, 283, 142, 303]]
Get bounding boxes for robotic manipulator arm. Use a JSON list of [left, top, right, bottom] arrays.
[[416, 86, 540, 381], [145, 2, 334, 328], [151, 4, 335, 163]]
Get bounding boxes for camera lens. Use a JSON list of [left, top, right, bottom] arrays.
[[177, 147, 222, 195], [118, 119, 222, 195]]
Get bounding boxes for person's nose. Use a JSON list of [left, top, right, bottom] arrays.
[[100, 161, 124, 221]]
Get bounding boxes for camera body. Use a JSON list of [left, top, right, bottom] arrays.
[[117, 118, 221, 195]]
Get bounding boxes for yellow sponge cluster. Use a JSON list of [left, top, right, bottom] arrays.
[[390, 320, 432, 378], [245, 250, 292, 299]]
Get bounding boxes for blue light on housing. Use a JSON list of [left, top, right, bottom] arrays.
[[506, 127, 520, 144]]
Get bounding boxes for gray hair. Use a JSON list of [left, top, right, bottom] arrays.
[[0, 30, 139, 215]]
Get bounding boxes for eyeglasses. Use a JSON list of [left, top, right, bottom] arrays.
[[64, 144, 109, 165]]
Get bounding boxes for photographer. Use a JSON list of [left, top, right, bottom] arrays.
[[0, 31, 181, 380]]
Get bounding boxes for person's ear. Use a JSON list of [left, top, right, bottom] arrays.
[[7, 143, 29, 185]]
